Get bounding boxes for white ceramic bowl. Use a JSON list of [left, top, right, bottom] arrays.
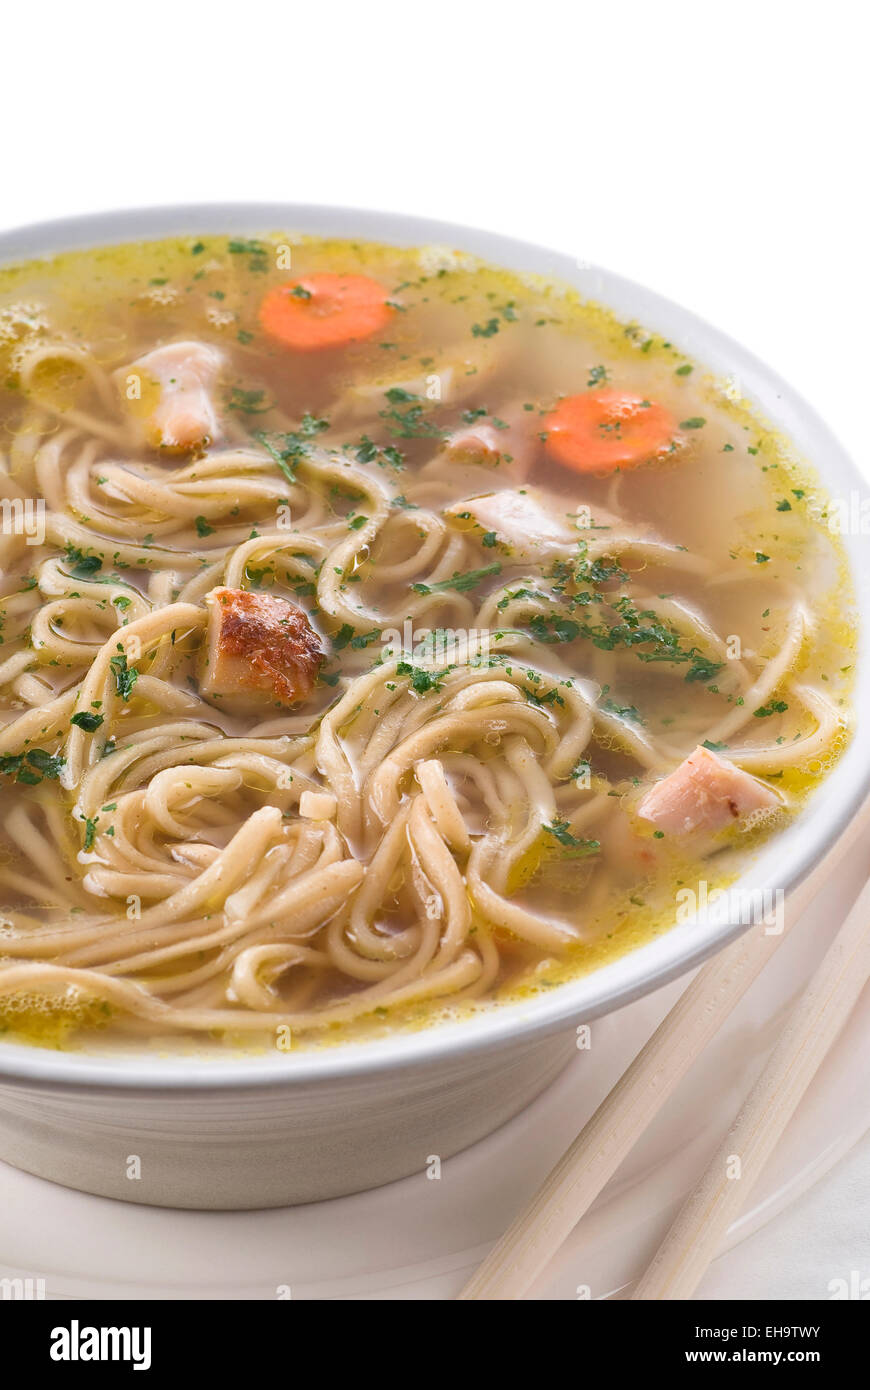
[[1, 204, 868, 1210]]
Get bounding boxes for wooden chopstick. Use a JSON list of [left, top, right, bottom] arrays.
[[458, 795, 870, 1301], [633, 863, 870, 1299]]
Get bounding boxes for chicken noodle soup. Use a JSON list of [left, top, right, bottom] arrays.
[[0, 234, 855, 1049]]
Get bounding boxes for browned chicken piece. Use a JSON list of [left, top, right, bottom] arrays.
[[200, 587, 325, 712], [115, 340, 225, 454]]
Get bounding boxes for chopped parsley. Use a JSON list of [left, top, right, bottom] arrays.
[[601, 697, 643, 724], [396, 662, 444, 694], [542, 819, 600, 857], [0, 748, 65, 784], [255, 414, 330, 484], [70, 711, 104, 732], [379, 389, 444, 440], [547, 571, 724, 684], [110, 645, 139, 701], [412, 563, 501, 596], [753, 700, 789, 718], [227, 388, 273, 415], [355, 435, 405, 470], [528, 615, 581, 644], [63, 545, 102, 579], [227, 238, 270, 272]]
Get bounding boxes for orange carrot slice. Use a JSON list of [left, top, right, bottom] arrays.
[[259, 274, 393, 351], [543, 389, 678, 473]]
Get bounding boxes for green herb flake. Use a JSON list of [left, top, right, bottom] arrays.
[[70, 712, 104, 732]]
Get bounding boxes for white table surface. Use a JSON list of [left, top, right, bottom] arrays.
[[2, 0, 868, 1299], [697, 1134, 870, 1302]]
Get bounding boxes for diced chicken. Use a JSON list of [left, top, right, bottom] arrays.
[[446, 487, 578, 559], [637, 746, 779, 837], [444, 403, 536, 480], [444, 420, 503, 463], [116, 341, 225, 453], [200, 587, 324, 712]]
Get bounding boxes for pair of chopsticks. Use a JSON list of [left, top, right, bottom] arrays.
[[459, 794, 870, 1300]]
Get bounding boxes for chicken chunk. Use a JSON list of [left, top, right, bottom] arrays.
[[637, 746, 779, 837], [446, 487, 578, 559], [444, 420, 505, 465], [200, 588, 324, 712], [444, 404, 536, 480], [116, 340, 225, 453]]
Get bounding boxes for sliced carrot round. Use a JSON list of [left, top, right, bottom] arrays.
[[259, 273, 393, 351], [543, 389, 678, 473]]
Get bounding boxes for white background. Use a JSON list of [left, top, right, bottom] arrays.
[[5, 1, 867, 472], [3, 0, 868, 1299]]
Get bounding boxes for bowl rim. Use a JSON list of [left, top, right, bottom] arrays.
[[0, 200, 868, 1094]]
